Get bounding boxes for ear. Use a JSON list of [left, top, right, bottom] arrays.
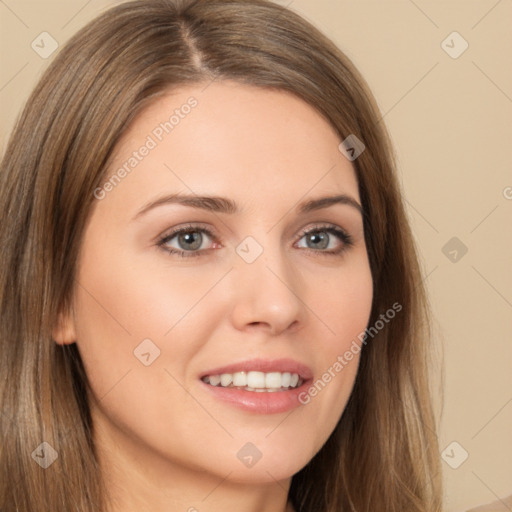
[[52, 307, 77, 345]]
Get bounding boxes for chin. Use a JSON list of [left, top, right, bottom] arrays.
[[213, 440, 317, 485]]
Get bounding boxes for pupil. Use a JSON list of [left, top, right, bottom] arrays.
[[308, 232, 328, 249], [179, 231, 202, 250]]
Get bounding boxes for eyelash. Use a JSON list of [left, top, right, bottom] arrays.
[[156, 223, 354, 258]]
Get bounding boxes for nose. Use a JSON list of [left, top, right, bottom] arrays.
[[228, 244, 306, 336]]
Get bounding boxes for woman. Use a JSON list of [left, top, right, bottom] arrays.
[[0, 0, 443, 510]]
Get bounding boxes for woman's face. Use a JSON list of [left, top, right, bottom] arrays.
[[58, 82, 373, 488]]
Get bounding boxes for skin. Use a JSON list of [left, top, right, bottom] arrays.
[[54, 81, 373, 512]]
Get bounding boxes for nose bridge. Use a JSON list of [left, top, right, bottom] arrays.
[[229, 234, 305, 334]]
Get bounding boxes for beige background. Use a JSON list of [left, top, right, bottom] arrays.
[[1, 1, 511, 510]]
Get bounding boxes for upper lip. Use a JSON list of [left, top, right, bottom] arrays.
[[199, 358, 313, 381]]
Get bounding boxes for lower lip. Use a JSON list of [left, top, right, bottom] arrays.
[[200, 380, 310, 414]]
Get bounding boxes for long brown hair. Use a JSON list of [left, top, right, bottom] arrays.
[[0, 0, 442, 510]]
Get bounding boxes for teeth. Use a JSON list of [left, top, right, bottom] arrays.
[[232, 372, 247, 387], [265, 372, 282, 389], [220, 373, 232, 386], [281, 372, 291, 387], [202, 371, 303, 391], [209, 375, 221, 386], [247, 371, 265, 388]]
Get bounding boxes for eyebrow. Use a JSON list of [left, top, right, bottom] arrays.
[[133, 192, 363, 220]]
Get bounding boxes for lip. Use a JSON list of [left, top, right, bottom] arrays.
[[199, 358, 313, 414]]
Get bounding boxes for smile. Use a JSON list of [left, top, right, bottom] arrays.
[[201, 371, 303, 392]]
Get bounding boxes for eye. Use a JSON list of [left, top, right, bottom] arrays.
[[295, 225, 353, 255], [157, 224, 218, 257]]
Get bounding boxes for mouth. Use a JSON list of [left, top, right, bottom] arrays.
[[201, 371, 304, 392], [198, 358, 312, 413]]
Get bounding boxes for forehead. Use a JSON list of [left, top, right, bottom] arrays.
[[103, 81, 360, 211]]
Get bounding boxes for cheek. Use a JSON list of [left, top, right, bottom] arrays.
[[310, 252, 373, 349], [74, 249, 214, 341], [297, 255, 373, 438], [71, 228, 242, 446]]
